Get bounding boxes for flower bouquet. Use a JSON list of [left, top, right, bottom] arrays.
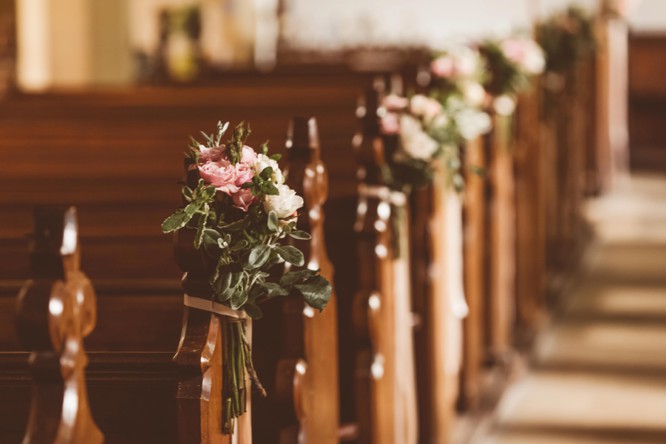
[[379, 93, 457, 191], [162, 121, 332, 434], [479, 35, 545, 99], [538, 6, 596, 73], [428, 45, 493, 145]]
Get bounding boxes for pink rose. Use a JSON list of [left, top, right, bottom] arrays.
[[382, 94, 409, 112], [235, 163, 255, 187], [199, 145, 225, 162], [380, 113, 401, 135], [500, 38, 526, 65], [232, 188, 255, 212], [241, 145, 257, 164], [198, 160, 239, 195], [431, 56, 455, 78]]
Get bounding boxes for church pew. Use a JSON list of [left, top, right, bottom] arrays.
[[0, 73, 402, 442], [17, 206, 103, 443], [252, 117, 340, 443], [352, 82, 418, 443]]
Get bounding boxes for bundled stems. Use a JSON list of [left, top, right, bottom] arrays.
[[222, 318, 266, 435]]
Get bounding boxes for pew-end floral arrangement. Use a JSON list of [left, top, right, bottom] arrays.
[[162, 121, 332, 434], [478, 34, 546, 112], [377, 44, 492, 193]]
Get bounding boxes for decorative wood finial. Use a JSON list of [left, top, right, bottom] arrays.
[[17, 206, 103, 444], [281, 116, 340, 443]]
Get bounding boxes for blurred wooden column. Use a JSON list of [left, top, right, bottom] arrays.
[[271, 116, 340, 443], [17, 207, 103, 444], [595, 0, 631, 193], [513, 87, 547, 336], [460, 137, 486, 410], [484, 111, 516, 361], [413, 159, 466, 443], [353, 82, 418, 444]]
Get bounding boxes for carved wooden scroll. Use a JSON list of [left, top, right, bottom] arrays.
[[353, 80, 417, 444], [274, 116, 340, 443], [173, 165, 251, 444], [17, 206, 103, 444]]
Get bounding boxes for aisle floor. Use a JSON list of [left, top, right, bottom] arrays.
[[478, 173, 666, 444]]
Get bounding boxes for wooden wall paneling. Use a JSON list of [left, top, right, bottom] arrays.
[[353, 82, 417, 444], [17, 206, 103, 444]]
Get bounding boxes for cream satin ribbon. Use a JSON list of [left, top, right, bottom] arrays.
[[444, 190, 469, 320], [183, 294, 247, 319]]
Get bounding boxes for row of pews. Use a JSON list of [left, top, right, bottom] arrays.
[[0, 49, 603, 443]]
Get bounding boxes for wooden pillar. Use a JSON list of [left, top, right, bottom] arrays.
[[484, 112, 516, 361], [595, 0, 631, 193], [513, 88, 547, 334], [460, 137, 486, 409], [17, 206, 103, 444], [260, 116, 340, 443]]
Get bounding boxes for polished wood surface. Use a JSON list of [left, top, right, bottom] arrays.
[[281, 117, 340, 443], [353, 82, 417, 444], [17, 206, 103, 444], [485, 112, 516, 360], [514, 88, 547, 334], [460, 136, 487, 410]]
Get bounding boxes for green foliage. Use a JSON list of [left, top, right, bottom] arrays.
[[479, 41, 530, 97], [538, 6, 596, 73]]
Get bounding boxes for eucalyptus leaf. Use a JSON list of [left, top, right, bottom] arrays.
[[267, 211, 279, 232], [161, 200, 201, 233], [229, 287, 248, 310], [161, 209, 191, 233], [248, 245, 272, 269], [275, 245, 305, 267], [263, 282, 289, 297], [243, 302, 263, 320], [294, 275, 332, 311], [288, 230, 312, 240], [280, 269, 316, 287]]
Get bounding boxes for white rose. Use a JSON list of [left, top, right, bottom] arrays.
[[524, 42, 545, 75], [461, 81, 486, 107], [453, 46, 479, 77], [264, 184, 304, 218], [399, 114, 439, 160], [409, 95, 442, 122], [493, 95, 516, 116], [455, 108, 492, 141], [253, 153, 284, 185]]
